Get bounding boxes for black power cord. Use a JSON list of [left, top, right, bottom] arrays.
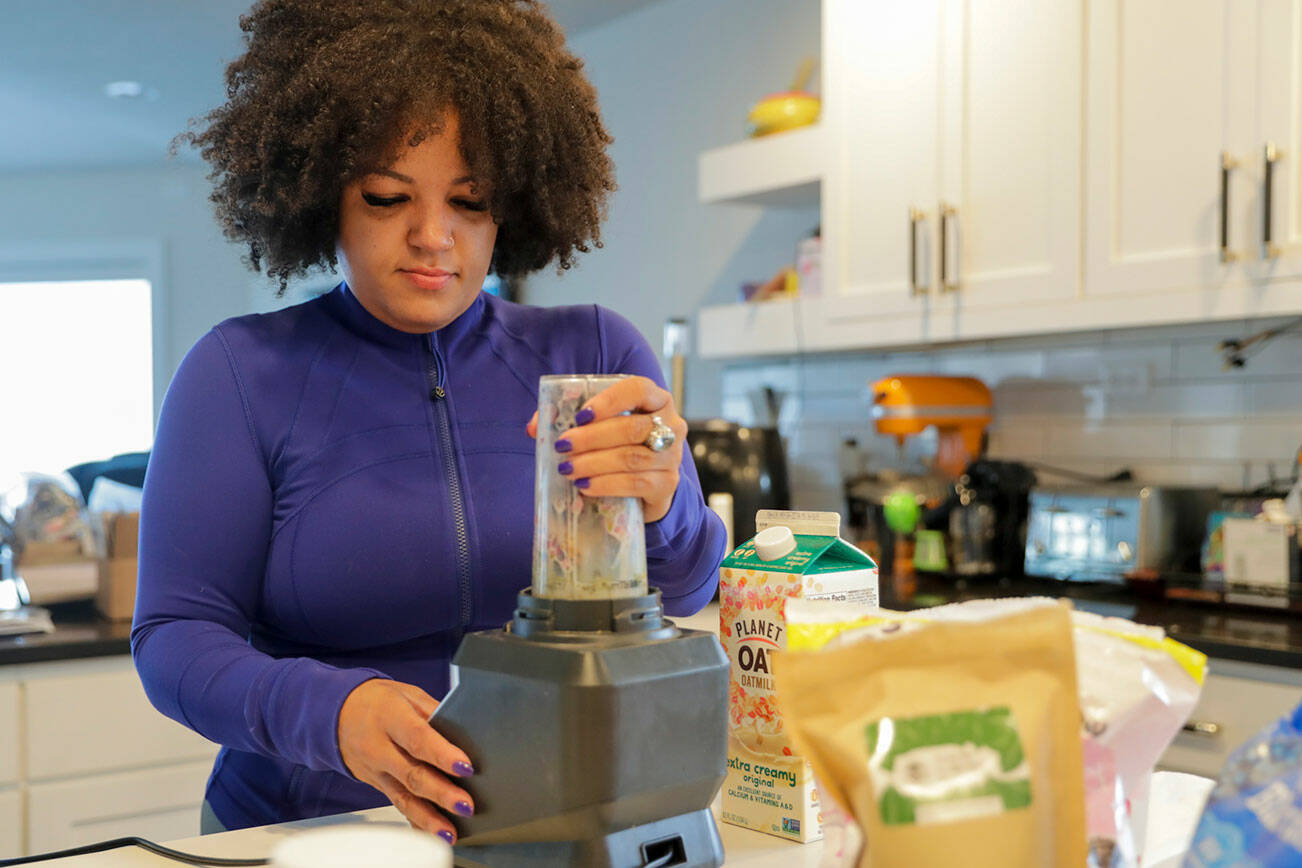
[[0, 837, 269, 867]]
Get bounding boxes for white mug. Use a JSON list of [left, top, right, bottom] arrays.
[[270, 825, 452, 868]]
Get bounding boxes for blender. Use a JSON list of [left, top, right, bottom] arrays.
[[428, 375, 729, 868]]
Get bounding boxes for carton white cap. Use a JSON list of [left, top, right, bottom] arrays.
[[754, 525, 796, 561]]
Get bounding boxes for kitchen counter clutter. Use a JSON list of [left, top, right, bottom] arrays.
[[879, 573, 1302, 670], [9, 574, 1302, 670], [0, 600, 130, 666], [21, 775, 1215, 867]]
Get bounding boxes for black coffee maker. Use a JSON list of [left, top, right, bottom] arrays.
[[945, 459, 1037, 577], [844, 458, 1035, 579], [687, 419, 790, 548]]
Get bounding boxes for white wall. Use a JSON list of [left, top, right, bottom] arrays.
[[526, 0, 823, 418], [0, 0, 822, 428], [0, 165, 256, 425]]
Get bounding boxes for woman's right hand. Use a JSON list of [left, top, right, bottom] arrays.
[[337, 679, 475, 844]]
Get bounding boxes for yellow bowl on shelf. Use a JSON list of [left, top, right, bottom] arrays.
[[747, 91, 821, 137]]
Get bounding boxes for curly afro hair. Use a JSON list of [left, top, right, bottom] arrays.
[[177, 0, 617, 293]]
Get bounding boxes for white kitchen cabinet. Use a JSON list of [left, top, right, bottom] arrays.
[[1159, 659, 1302, 780], [820, 0, 940, 310], [5, 655, 219, 858], [0, 788, 21, 860], [696, 0, 1302, 360], [25, 661, 217, 781], [27, 760, 212, 854], [1084, 0, 1249, 299], [936, 0, 1081, 310], [814, 0, 1081, 349], [0, 683, 18, 785], [1254, 0, 1302, 282], [1084, 0, 1302, 313]]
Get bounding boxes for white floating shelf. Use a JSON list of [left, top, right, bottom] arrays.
[[697, 124, 824, 208], [697, 299, 803, 359]]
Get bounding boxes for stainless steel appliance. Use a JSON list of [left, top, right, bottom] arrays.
[[1024, 484, 1219, 582]]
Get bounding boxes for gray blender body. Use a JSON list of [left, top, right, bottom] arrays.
[[429, 590, 728, 868]]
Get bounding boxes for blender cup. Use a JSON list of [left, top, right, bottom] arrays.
[[531, 374, 648, 600]]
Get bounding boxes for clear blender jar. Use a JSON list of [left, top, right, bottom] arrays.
[[531, 374, 647, 600]]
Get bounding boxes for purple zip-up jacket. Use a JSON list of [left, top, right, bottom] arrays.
[[131, 283, 724, 831]]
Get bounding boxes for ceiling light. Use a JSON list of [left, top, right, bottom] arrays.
[[105, 81, 144, 99]]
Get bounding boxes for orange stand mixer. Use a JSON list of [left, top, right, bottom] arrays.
[[869, 375, 993, 479]]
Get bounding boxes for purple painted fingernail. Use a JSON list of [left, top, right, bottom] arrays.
[[554, 438, 572, 453], [575, 407, 595, 426], [575, 478, 590, 490], [558, 460, 573, 476], [452, 761, 475, 777], [454, 800, 474, 817], [438, 829, 455, 845]]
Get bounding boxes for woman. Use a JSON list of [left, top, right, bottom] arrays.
[[132, 0, 725, 846]]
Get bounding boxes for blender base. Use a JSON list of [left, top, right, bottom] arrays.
[[451, 806, 723, 868]]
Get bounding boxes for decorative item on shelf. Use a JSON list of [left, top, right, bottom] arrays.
[[746, 56, 820, 137], [795, 228, 822, 298], [739, 265, 798, 303]]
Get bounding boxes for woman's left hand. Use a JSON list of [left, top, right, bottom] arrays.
[[526, 376, 688, 523]]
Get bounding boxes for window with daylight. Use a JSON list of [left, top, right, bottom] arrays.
[[0, 279, 154, 495]]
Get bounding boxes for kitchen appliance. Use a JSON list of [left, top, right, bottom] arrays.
[[688, 420, 790, 548], [947, 459, 1037, 577], [1024, 484, 1219, 583], [1219, 501, 1302, 607], [870, 375, 993, 478], [429, 376, 728, 868]]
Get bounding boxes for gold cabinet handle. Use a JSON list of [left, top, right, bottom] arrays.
[[939, 203, 959, 293], [1182, 720, 1222, 737], [1220, 151, 1239, 263], [1264, 142, 1281, 259], [909, 208, 930, 296]]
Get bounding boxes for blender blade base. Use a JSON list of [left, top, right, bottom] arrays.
[[451, 807, 723, 868]]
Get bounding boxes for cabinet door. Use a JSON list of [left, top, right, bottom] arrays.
[[1084, 0, 1256, 297], [1159, 668, 1302, 779], [0, 683, 18, 786], [937, 0, 1081, 310], [0, 788, 20, 859], [822, 0, 943, 317], [1255, 0, 1302, 282], [24, 661, 218, 780], [27, 760, 212, 854]]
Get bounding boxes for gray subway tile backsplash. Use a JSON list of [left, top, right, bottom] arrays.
[[719, 318, 1302, 515]]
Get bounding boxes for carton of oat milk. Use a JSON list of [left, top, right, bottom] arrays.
[[719, 509, 878, 843]]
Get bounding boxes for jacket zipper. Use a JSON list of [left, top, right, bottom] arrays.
[[425, 334, 473, 630]]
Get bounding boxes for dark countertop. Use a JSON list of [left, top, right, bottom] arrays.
[[882, 574, 1302, 670], [0, 600, 131, 666], [7, 578, 1302, 670]]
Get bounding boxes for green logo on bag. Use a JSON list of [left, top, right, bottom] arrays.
[[865, 706, 1032, 826]]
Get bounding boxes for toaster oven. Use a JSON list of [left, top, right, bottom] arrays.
[[1024, 485, 1219, 582]]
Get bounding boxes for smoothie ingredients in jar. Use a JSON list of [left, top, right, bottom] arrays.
[[531, 374, 648, 600]]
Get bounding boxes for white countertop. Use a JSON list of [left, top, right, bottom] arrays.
[[32, 801, 825, 867], [27, 773, 1214, 868], [32, 605, 1213, 866]]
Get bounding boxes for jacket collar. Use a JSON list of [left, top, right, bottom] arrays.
[[322, 282, 487, 350]]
